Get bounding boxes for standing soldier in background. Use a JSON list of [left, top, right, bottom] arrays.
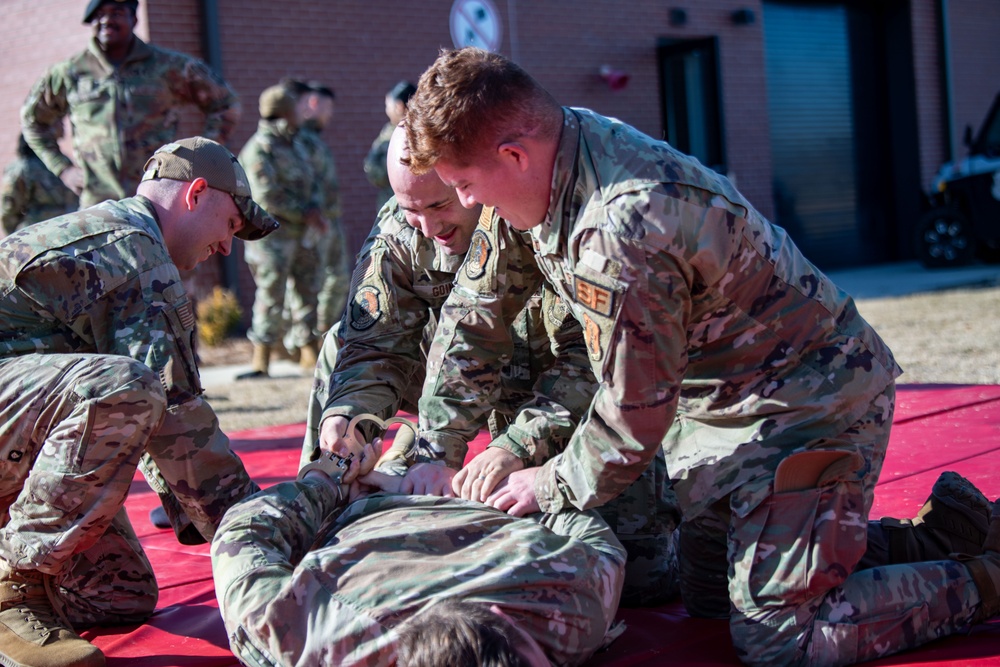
[[1, 133, 78, 235], [290, 80, 351, 333], [363, 80, 416, 210], [20, 0, 241, 209], [239, 84, 325, 378]]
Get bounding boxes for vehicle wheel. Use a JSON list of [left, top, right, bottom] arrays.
[[914, 208, 976, 268]]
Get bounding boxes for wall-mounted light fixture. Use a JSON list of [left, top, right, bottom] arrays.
[[599, 65, 630, 92], [668, 8, 687, 26], [731, 8, 755, 25]]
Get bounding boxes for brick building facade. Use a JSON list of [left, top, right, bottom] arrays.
[[2, 0, 998, 308]]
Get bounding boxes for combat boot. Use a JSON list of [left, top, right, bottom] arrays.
[[298, 339, 320, 373], [236, 343, 271, 380], [0, 567, 105, 667], [954, 501, 1000, 625], [881, 471, 992, 562]]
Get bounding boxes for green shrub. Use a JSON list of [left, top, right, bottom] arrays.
[[197, 287, 243, 346]]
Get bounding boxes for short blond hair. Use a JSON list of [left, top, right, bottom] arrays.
[[404, 48, 561, 174]]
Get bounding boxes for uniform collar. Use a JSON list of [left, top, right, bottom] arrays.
[[532, 107, 581, 256], [87, 35, 152, 71]]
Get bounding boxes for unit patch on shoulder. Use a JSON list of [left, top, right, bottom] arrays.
[[478, 205, 495, 231], [574, 276, 614, 317], [465, 229, 492, 280], [350, 285, 383, 330], [583, 312, 603, 361]]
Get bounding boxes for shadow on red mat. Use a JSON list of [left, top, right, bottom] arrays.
[[83, 385, 1000, 665]]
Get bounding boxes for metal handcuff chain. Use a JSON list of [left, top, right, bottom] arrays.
[[297, 414, 419, 499]]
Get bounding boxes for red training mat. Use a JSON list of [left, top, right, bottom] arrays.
[[82, 385, 1000, 665]]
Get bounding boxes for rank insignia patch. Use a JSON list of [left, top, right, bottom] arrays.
[[575, 276, 614, 317], [583, 313, 603, 361], [478, 205, 495, 231], [350, 285, 383, 330], [465, 229, 492, 280]]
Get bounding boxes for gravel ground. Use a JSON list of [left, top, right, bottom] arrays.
[[200, 282, 1000, 435]]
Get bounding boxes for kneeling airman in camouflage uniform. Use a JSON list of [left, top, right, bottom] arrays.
[[404, 48, 1000, 666], [0, 137, 277, 667]]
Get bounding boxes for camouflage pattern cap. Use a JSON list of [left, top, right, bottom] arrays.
[[142, 137, 279, 241], [259, 84, 297, 120], [83, 0, 139, 23]]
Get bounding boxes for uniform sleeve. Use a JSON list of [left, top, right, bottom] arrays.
[[417, 220, 542, 467], [1, 164, 28, 235], [212, 480, 390, 667], [319, 218, 433, 428], [489, 287, 598, 466], [363, 126, 391, 190], [17, 239, 257, 540], [170, 55, 241, 144], [20, 67, 73, 177], [535, 224, 685, 514]]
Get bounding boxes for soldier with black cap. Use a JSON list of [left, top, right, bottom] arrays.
[[0, 137, 277, 667], [20, 0, 241, 209]]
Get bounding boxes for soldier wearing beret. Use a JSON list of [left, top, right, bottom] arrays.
[[20, 0, 241, 209], [0, 137, 277, 667], [404, 47, 1000, 666]]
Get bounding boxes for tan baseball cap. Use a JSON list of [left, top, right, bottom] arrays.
[[141, 137, 279, 240]]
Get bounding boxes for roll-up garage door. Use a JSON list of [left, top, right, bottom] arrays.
[[763, 1, 862, 267]]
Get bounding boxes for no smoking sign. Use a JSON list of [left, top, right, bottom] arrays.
[[450, 0, 502, 52]]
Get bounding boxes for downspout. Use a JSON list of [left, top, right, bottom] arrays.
[[199, 0, 239, 293], [937, 0, 954, 161]]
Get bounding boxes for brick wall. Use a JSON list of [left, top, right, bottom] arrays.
[[1, 0, 996, 268]]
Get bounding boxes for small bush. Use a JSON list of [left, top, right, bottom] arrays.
[[197, 287, 243, 346]]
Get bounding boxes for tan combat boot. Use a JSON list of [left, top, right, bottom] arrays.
[[881, 471, 992, 562], [0, 568, 105, 667], [236, 343, 271, 380], [298, 339, 320, 373]]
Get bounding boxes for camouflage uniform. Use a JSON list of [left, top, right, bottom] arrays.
[[240, 119, 322, 350], [212, 478, 625, 667], [304, 201, 592, 471], [417, 207, 680, 606], [0, 197, 258, 625], [295, 124, 350, 332], [418, 108, 990, 665], [1, 151, 77, 235], [20, 36, 240, 209], [362, 121, 395, 210]]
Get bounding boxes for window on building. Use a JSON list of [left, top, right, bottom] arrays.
[[657, 37, 725, 174]]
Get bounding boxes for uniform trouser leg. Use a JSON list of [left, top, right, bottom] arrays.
[[245, 234, 295, 346], [721, 384, 984, 667], [0, 354, 165, 581], [597, 448, 681, 607], [282, 242, 323, 352], [55, 507, 157, 627]]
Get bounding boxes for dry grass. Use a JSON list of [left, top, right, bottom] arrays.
[[198, 283, 1000, 434]]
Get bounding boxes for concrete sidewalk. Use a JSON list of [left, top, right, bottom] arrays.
[[825, 260, 1000, 299]]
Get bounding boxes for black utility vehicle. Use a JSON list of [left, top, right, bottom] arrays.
[[916, 93, 1000, 267]]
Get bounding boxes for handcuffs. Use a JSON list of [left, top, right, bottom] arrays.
[[297, 414, 419, 500]]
